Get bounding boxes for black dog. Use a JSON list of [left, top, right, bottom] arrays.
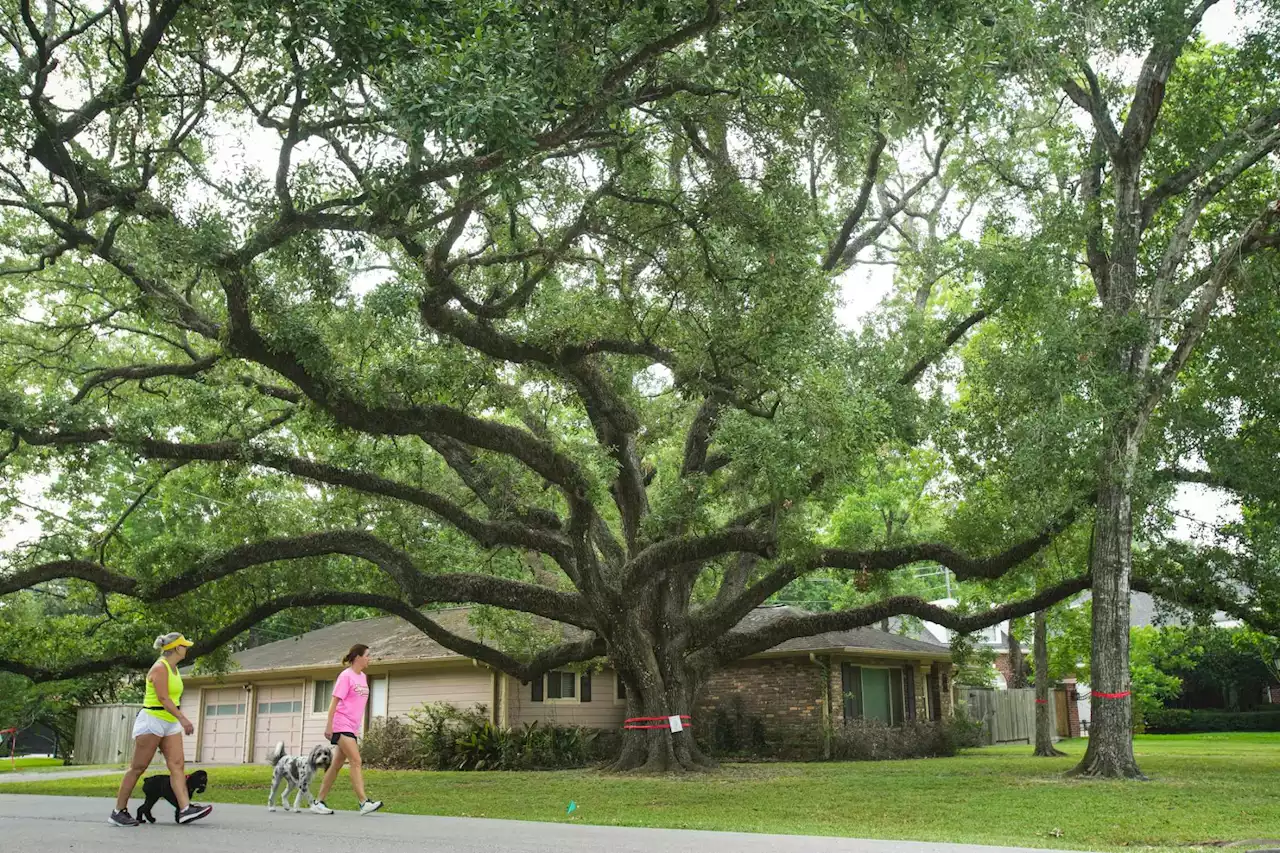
[[135, 770, 208, 823]]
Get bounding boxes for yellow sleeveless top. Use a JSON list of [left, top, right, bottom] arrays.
[[142, 658, 183, 722]]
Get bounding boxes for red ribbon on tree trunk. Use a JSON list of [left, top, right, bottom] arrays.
[[624, 715, 691, 730], [1091, 690, 1131, 699], [1034, 699, 1048, 704]]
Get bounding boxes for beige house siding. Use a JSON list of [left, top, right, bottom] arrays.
[[506, 668, 627, 731], [184, 687, 202, 763], [385, 663, 494, 720]]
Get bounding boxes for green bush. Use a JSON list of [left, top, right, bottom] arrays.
[[831, 717, 982, 761], [705, 698, 769, 757], [362, 702, 607, 771], [1144, 708, 1280, 734], [361, 716, 424, 770], [408, 702, 492, 770]]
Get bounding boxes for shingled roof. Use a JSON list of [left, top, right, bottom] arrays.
[[734, 606, 951, 657], [190, 604, 948, 678]]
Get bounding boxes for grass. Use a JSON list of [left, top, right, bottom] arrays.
[[0, 758, 127, 773], [1, 734, 1277, 850], [0, 757, 127, 774], [0, 756, 64, 773]]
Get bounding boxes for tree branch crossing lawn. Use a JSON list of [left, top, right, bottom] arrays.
[[1, 735, 1275, 850]]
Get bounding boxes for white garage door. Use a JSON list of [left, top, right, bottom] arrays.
[[201, 687, 247, 764], [252, 684, 303, 763]]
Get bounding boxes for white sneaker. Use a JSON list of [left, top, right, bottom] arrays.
[[358, 800, 383, 816], [309, 801, 334, 815]]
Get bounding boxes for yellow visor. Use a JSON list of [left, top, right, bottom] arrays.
[[163, 635, 194, 650]]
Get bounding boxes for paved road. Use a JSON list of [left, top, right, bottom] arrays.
[[0, 794, 1072, 853]]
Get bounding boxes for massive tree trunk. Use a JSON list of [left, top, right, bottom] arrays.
[[605, 646, 715, 772], [1033, 608, 1066, 757], [607, 676, 716, 773], [1070, 433, 1145, 779]]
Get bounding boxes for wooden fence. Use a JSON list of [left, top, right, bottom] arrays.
[[74, 704, 161, 765], [960, 688, 1059, 746]]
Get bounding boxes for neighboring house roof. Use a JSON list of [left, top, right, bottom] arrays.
[[188, 604, 949, 680], [735, 606, 951, 658]]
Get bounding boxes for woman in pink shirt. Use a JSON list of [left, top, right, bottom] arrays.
[[310, 644, 383, 815]]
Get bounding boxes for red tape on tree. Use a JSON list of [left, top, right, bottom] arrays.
[[624, 715, 692, 731], [1034, 699, 1049, 705], [1091, 690, 1131, 699]]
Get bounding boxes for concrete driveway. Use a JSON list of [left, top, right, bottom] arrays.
[[0, 794, 1077, 853]]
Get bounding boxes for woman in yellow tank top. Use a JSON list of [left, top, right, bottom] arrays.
[[108, 632, 213, 827]]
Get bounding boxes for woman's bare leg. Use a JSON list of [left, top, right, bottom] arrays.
[[316, 746, 345, 803], [335, 735, 367, 802], [115, 735, 160, 811], [158, 734, 190, 809]]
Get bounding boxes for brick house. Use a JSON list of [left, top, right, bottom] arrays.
[[139, 605, 950, 765], [697, 607, 955, 758]]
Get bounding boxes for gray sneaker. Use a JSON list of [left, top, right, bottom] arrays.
[[358, 799, 383, 816], [176, 803, 213, 824], [108, 809, 140, 827]]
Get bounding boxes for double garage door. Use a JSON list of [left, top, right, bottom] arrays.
[[201, 683, 303, 763]]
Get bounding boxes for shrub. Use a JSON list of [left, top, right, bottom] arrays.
[[704, 698, 769, 757], [831, 717, 982, 761], [361, 716, 423, 770], [381, 702, 607, 771], [1144, 708, 1280, 734], [407, 702, 492, 770]]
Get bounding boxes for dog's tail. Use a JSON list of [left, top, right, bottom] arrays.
[[267, 741, 287, 767]]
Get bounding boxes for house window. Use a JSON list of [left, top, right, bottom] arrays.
[[259, 701, 302, 714], [616, 672, 627, 701], [313, 680, 333, 713], [546, 671, 576, 700], [841, 663, 907, 726], [364, 676, 389, 729]]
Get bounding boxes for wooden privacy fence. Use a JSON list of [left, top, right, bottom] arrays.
[[74, 704, 158, 765], [960, 688, 1059, 746]]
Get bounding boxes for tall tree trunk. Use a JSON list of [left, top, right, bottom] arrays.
[[603, 602, 716, 774], [1033, 608, 1066, 757], [1070, 433, 1146, 779], [606, 670, 715, 773], [1007, 619, 1028, 689]]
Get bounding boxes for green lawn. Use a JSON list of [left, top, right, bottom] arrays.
[[0, 757, 65, 773], [1, 734, 1277, 850]]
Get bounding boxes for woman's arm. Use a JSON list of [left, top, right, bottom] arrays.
[[324, 695, 338, 739]]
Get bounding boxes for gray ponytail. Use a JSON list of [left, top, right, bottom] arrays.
[[154, 632, 182, 650]]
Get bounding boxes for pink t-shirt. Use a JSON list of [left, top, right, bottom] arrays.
[[331, 668, 369, 735]]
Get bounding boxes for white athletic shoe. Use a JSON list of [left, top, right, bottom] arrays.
[[358, 799, 383, 816], [309, 801, 334, 815]]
